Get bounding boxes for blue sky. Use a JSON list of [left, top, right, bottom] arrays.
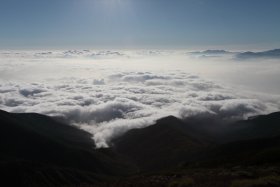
[[0, 0, 280, 49]]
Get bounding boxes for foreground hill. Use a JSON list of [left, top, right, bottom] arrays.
[[0, 110, 134, 186], [112, 116, 214, 171], [219, 112, 280, 142], [113, 112, 280, 171], [109, 112, 280, 186], [1, 109, 280, 186]]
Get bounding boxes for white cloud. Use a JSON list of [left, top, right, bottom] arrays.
[[0, 50, 280, 147]]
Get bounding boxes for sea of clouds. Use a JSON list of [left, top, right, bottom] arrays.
[[0, 50, 280, 147]]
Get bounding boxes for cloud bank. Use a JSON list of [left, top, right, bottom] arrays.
[[0, 50, 280, 147]]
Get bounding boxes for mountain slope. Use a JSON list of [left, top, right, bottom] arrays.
[[113, 116, 213, 171], [0, 110, 134, 186], [1, 109, 280, 186], [113, 112, 280, 172], [223, 112, 280, 142]]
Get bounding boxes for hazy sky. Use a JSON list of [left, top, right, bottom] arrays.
[[1, 0, 280, 49]]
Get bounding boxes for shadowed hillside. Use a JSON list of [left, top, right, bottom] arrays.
[[113, 112, 280, 171], [0, 110, 134, 186], [224, 112, 280, 142], [112, 116, 214, 171], [1, 109, 280, 186]]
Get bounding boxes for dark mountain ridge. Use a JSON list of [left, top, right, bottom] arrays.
[[222, 112, 280, 142], [112, 116, 213, 171], [1, 109, 280, 186], [0, 110, 134, 186], [112, 112, 280, 171]]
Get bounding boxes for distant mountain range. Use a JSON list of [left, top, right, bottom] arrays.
[[1, 109, 280, 186], [236, 49, 280, 59], [189, 48, 280, 59], [189, 49, 234, 57]]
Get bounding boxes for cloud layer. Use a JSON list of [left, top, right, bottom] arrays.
[[1, 50, 280, 147]]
